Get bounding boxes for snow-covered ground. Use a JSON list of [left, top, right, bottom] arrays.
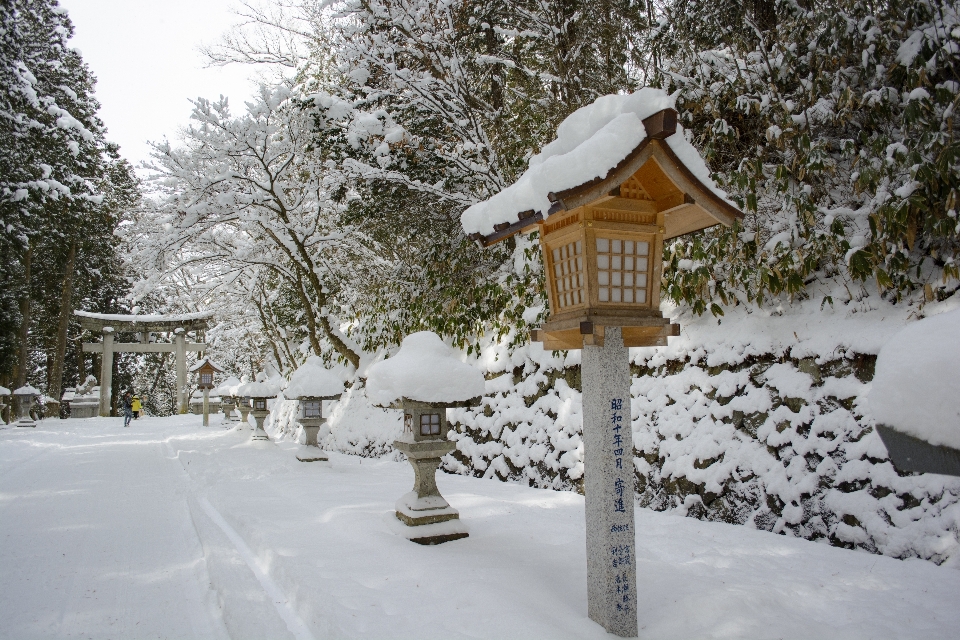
[[2, 415, 958, 640]]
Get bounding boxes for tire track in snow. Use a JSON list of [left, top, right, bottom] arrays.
[[197, 496, 317, 640]]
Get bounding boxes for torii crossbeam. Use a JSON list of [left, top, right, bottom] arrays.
[[75, 311, 213, 416]]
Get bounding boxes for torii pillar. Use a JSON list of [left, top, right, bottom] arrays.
[[76, 312, 212, 417]]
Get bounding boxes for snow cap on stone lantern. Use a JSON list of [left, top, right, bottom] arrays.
[[366, 331, 484, 442], [869, 307, 960, 477], [286, 356, 344, 399], [285, 356, 344, 421], [366, 332, 484, 406], [214, 376, 242, 398], [237, 380, 279, 412], [460, 88, 743, 350]]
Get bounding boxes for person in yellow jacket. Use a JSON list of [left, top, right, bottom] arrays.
[[131, 395, 142, 419]]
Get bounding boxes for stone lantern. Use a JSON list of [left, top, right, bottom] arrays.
[[216, 376, 242, 422], [237, 381, 278, 441], [0, 385, 11, 424], [460, 91, 744, 637], [13, 385, 41, 427], [366, 331, 485, 545], [190, 356, 224, 427], [285, 356, 344, 462]]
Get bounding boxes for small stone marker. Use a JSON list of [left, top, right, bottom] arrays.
[[366, 331, 484, 545], [582, 327, 637, 635]]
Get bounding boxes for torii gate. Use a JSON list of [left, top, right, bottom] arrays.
[[76, 311, 213, 416]]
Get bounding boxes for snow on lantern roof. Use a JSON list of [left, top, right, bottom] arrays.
[[460, 88, 742, 245], [14, 385, 41, 396], [366, 331, 485, 407], [237, 380, 279, 398], [189, 356, 224, 373], [868, 306, 960, 450], [214, 376, 242, 396], [0, 385, 10, 396], [285, 356, 344, 400]]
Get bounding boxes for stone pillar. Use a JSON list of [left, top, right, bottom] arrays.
[[202, 388, 210, 427], [296, 416, 329, 462], [581, 326, 637, 637], [99, 328, 114, 417], [174, 329, 187, 414]]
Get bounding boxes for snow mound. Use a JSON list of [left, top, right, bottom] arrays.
[[868, 307, 960, 449], [285, 356, 344, 399], [366, 332, 485, 406], [460, 88, 728, 236], [237, 381, 280, 398]]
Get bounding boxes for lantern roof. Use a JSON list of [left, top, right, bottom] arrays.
[[0, 385, 10, 396], [189, 356, 224, 373], [285, 356, 344, 400], [460, 89, 742, 246], [366, 331, 485, 407], [14, 384, 41, 396]]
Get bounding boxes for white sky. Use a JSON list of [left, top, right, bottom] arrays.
[[59, 0, 262, 170]]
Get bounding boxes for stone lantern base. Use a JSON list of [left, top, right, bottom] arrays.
[[238, 405, 252, 428], [392, 438, 468, 545], [296, 417, 329, 462], [251, 409, 270, 441]]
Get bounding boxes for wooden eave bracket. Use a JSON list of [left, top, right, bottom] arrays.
[[530, 322, 680, 350], [472, 107, 743, 248]]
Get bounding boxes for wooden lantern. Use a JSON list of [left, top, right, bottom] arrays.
[[471, 108, 743, 349], [190, 357, 224, 390]]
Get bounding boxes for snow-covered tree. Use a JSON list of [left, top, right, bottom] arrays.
[[0, 0, 135, 409], [132, 84, 374, 370], [653, 0, 960, 313]]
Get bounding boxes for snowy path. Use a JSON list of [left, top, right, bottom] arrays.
[[2, 416, 959, 639]]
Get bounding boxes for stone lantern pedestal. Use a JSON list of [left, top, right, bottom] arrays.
[[250, 405, 270, 441], [296, 413, 329, 462]]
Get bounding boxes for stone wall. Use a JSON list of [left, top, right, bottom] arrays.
[[444, 350, 960, 564]]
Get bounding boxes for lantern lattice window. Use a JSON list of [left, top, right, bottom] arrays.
[[550, 240, 585, 310], [596, 237, 650, 305], [200, 372, 213, 385], [253, 398, 267, 411], [420, 413, 441, 436], [303, 400, 322, 418]]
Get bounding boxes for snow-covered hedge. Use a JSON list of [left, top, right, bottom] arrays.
[[267, 301, 960, 564]]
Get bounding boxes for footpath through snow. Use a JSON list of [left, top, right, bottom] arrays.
[[1, 415, 959, 639]]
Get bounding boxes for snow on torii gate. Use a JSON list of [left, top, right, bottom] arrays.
[[76, 311, 213, 416]]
